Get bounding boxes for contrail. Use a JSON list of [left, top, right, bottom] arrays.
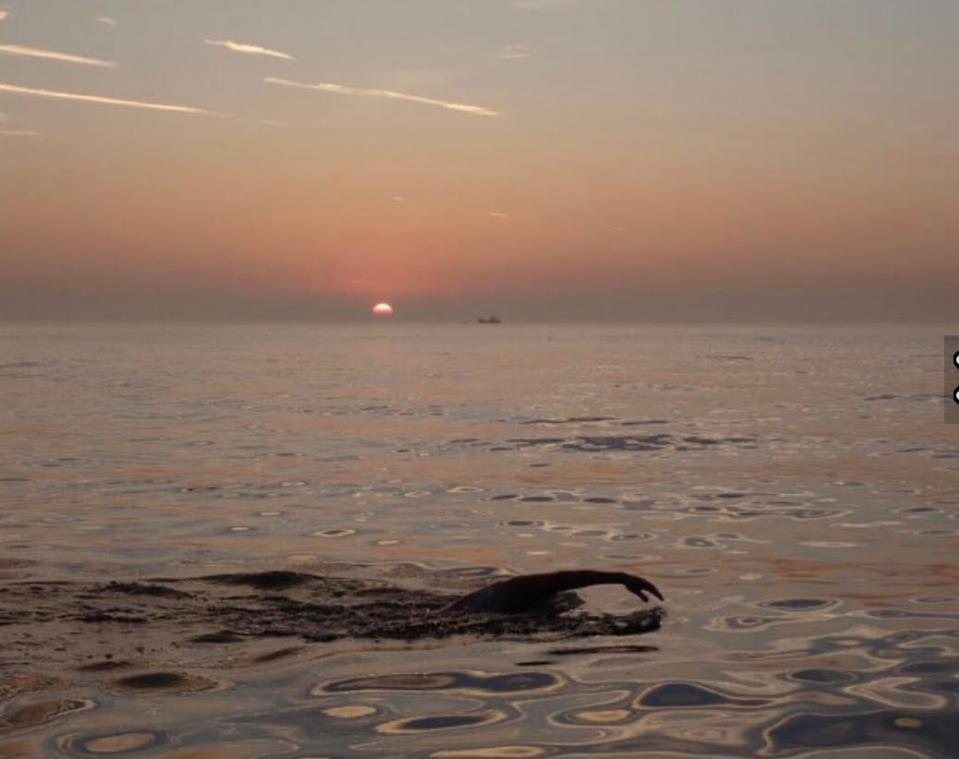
[[266, 77, 500, 118], [0, 44, 116, 67], [0, 82, 216, 115]]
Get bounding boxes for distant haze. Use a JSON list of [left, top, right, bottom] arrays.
[[1, 1, 957, 322]]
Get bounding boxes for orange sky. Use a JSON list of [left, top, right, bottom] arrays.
[[1, 1, 957, 321]]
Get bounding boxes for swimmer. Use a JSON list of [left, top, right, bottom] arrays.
[[440, 569, 663, 614]]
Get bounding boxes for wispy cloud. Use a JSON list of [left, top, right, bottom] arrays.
[[206, 39, 294, 61], [0, 44, 116, 68], [488, 211, 510, 219], [0, 10, 8, 22], [498, 45, 532, 60], [0, 109, 40, 136], [265, 77, 501, 118], [391, 196, 407, 203], [0, 83, 217, 115], [98, 16, 118, 27]]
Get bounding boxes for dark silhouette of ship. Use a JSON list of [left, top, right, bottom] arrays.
[[477, 314, 502, 324]]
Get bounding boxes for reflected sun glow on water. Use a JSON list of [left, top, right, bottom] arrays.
[[1, 324, 956, 758]]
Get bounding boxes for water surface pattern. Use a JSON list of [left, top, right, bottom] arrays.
[[1, 324, 957, 757]]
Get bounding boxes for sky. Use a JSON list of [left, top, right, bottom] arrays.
[[1, 0, 957, 322]]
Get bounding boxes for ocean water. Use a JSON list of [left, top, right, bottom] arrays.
[[1, 323, 957, 757]]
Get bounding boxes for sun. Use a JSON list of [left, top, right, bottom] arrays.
[[372, 302, 394, 316]]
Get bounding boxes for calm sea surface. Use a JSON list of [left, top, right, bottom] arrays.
[[1, 323, 957, 757]]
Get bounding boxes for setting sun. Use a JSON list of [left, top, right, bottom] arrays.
[[372, 302, 394, 316]]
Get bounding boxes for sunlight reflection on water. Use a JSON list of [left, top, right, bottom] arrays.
[[0, 324, 956, 757]]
